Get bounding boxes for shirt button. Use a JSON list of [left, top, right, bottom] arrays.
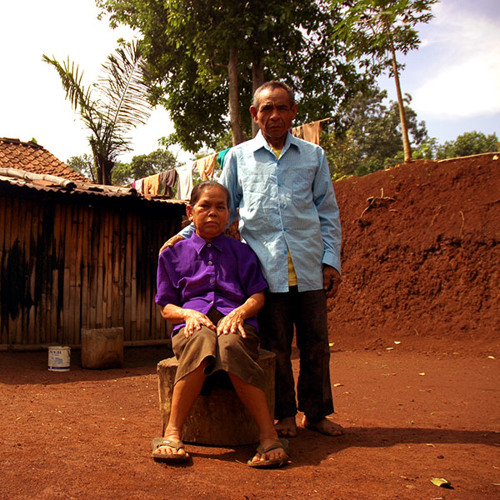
[[208, 260, 213, 265], [207, 243, 212, 247], [210, 279, 214, 284]]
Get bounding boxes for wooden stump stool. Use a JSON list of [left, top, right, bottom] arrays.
[[157, 349, 275, 446], [81, 327, 124, 369]]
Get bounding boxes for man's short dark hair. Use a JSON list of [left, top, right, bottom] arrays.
[[252, 81, 295, 109]]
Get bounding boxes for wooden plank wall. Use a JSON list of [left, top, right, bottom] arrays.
[[0, 192, 184, 348]]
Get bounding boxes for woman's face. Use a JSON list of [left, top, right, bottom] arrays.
[[187, 185, 230, 241]]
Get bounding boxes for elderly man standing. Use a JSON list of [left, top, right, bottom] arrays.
[[165, 81, 343, 438]]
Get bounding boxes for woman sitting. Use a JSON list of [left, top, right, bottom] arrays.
[[153, 180, 289, 468]]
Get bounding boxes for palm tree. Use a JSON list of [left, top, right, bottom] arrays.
[[43, 40, 151, 184]]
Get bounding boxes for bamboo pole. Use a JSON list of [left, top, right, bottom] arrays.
[[104, 211, 113, 327], [96, 208, 105, 328], [90, 210, 99, 328], [111, 211, 121, 327], [3, 198, 13, 344], [123, 214, 132, 341], [130, 215, 138, 338], [0, 197, 5, 344], [27, 199, 38, 343], [72, 204, 83, 344], [80, 205, 90, 331]]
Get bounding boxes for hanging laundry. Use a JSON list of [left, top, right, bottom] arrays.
[[291, 125, 303, 140], [195, 153, 217, 180], [135, 178, 144, 194], [217, 147, 232, 169], [159, 169, 178, 199], [142, 173, 161, 196], [292, 119, 327, 145], [301, 120, 322, 145], [175, 163, 194, 200]]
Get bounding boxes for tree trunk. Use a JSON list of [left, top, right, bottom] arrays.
[[96, 157, 105, 185], [251, 59, 265, 138], [103, 159, 113, 185], [228, 46, 244, 146], [390, 38, 412, 163], [157, 349, 276, 446], [94, 156, 113, 185]]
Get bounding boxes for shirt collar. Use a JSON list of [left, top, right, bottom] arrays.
[[251, 130, 299, 157], [191, 232, 225, 254]]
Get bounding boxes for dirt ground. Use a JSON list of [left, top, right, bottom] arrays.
[[1, 154, 499, 499]]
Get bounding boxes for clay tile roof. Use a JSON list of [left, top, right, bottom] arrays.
[[0, 138, 90, 183]]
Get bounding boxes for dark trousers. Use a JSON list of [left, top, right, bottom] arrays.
[[258, 288, 334, 422]]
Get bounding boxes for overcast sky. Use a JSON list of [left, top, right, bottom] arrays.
[[1, 0, 498, 165]]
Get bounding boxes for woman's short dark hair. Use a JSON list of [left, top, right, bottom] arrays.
[[189, 180, 231, 207]]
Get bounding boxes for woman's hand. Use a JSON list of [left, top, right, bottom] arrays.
[[216, 309, 247, 338], [181, 309, 216, 338], [216, 292, 265, 337]]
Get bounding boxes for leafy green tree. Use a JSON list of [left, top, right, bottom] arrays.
[[43, 40, 152, 185], [436, 131, 499, 159], [410, 137, 438, 160], [111, 148, 180, 185], [97, 0, 368, 152], [331, 0, 436, 163], [67, 154, 96, 182], [324, 86, 429, 178]]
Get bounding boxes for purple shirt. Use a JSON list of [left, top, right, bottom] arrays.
[[156, 233, 268, 334]]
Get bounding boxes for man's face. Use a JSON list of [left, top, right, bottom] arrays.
[[250, 87, 297, 148]]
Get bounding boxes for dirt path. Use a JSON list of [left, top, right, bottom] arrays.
[[1, 345, 498, 500], [2, 154, 498, 498]]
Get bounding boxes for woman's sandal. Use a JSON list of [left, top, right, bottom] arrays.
[[247, 439, 290, 469], [151, 437, 191, 463]]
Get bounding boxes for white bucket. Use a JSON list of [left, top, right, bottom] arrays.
[[48, 346, 71, 372]]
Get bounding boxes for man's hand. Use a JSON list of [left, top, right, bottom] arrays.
[[159, 234, 184, 255], [323, 266, 341, 299]]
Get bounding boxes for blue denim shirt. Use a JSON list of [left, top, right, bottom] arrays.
[[181, 131, 342, 293]]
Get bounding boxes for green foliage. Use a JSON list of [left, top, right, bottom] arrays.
[[43, 40, 152, 184], [411, 138, 438, 160], [96, 0, 370, 152], [111, 148, 180, 185], [213, 131, 234, 155], [331, 0, 436, 75], [324, 86, 429, 178], [436, 131, 499, 159], [67, 154, 96, 182], [331, 0, 436, 162]]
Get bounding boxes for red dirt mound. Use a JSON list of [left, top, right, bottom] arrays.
[[330, 153, 499, 354]]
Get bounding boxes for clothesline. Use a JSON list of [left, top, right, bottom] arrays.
[[130, 119, 329, 199], [131, 148, 231, 200], [291, 117, 331, 145]]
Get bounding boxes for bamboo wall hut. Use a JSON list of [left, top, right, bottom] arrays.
[[0, 144, 186, 350]]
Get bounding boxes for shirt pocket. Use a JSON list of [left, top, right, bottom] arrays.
[[291, 167, 315, 209], [241, 172, 276, 216]]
